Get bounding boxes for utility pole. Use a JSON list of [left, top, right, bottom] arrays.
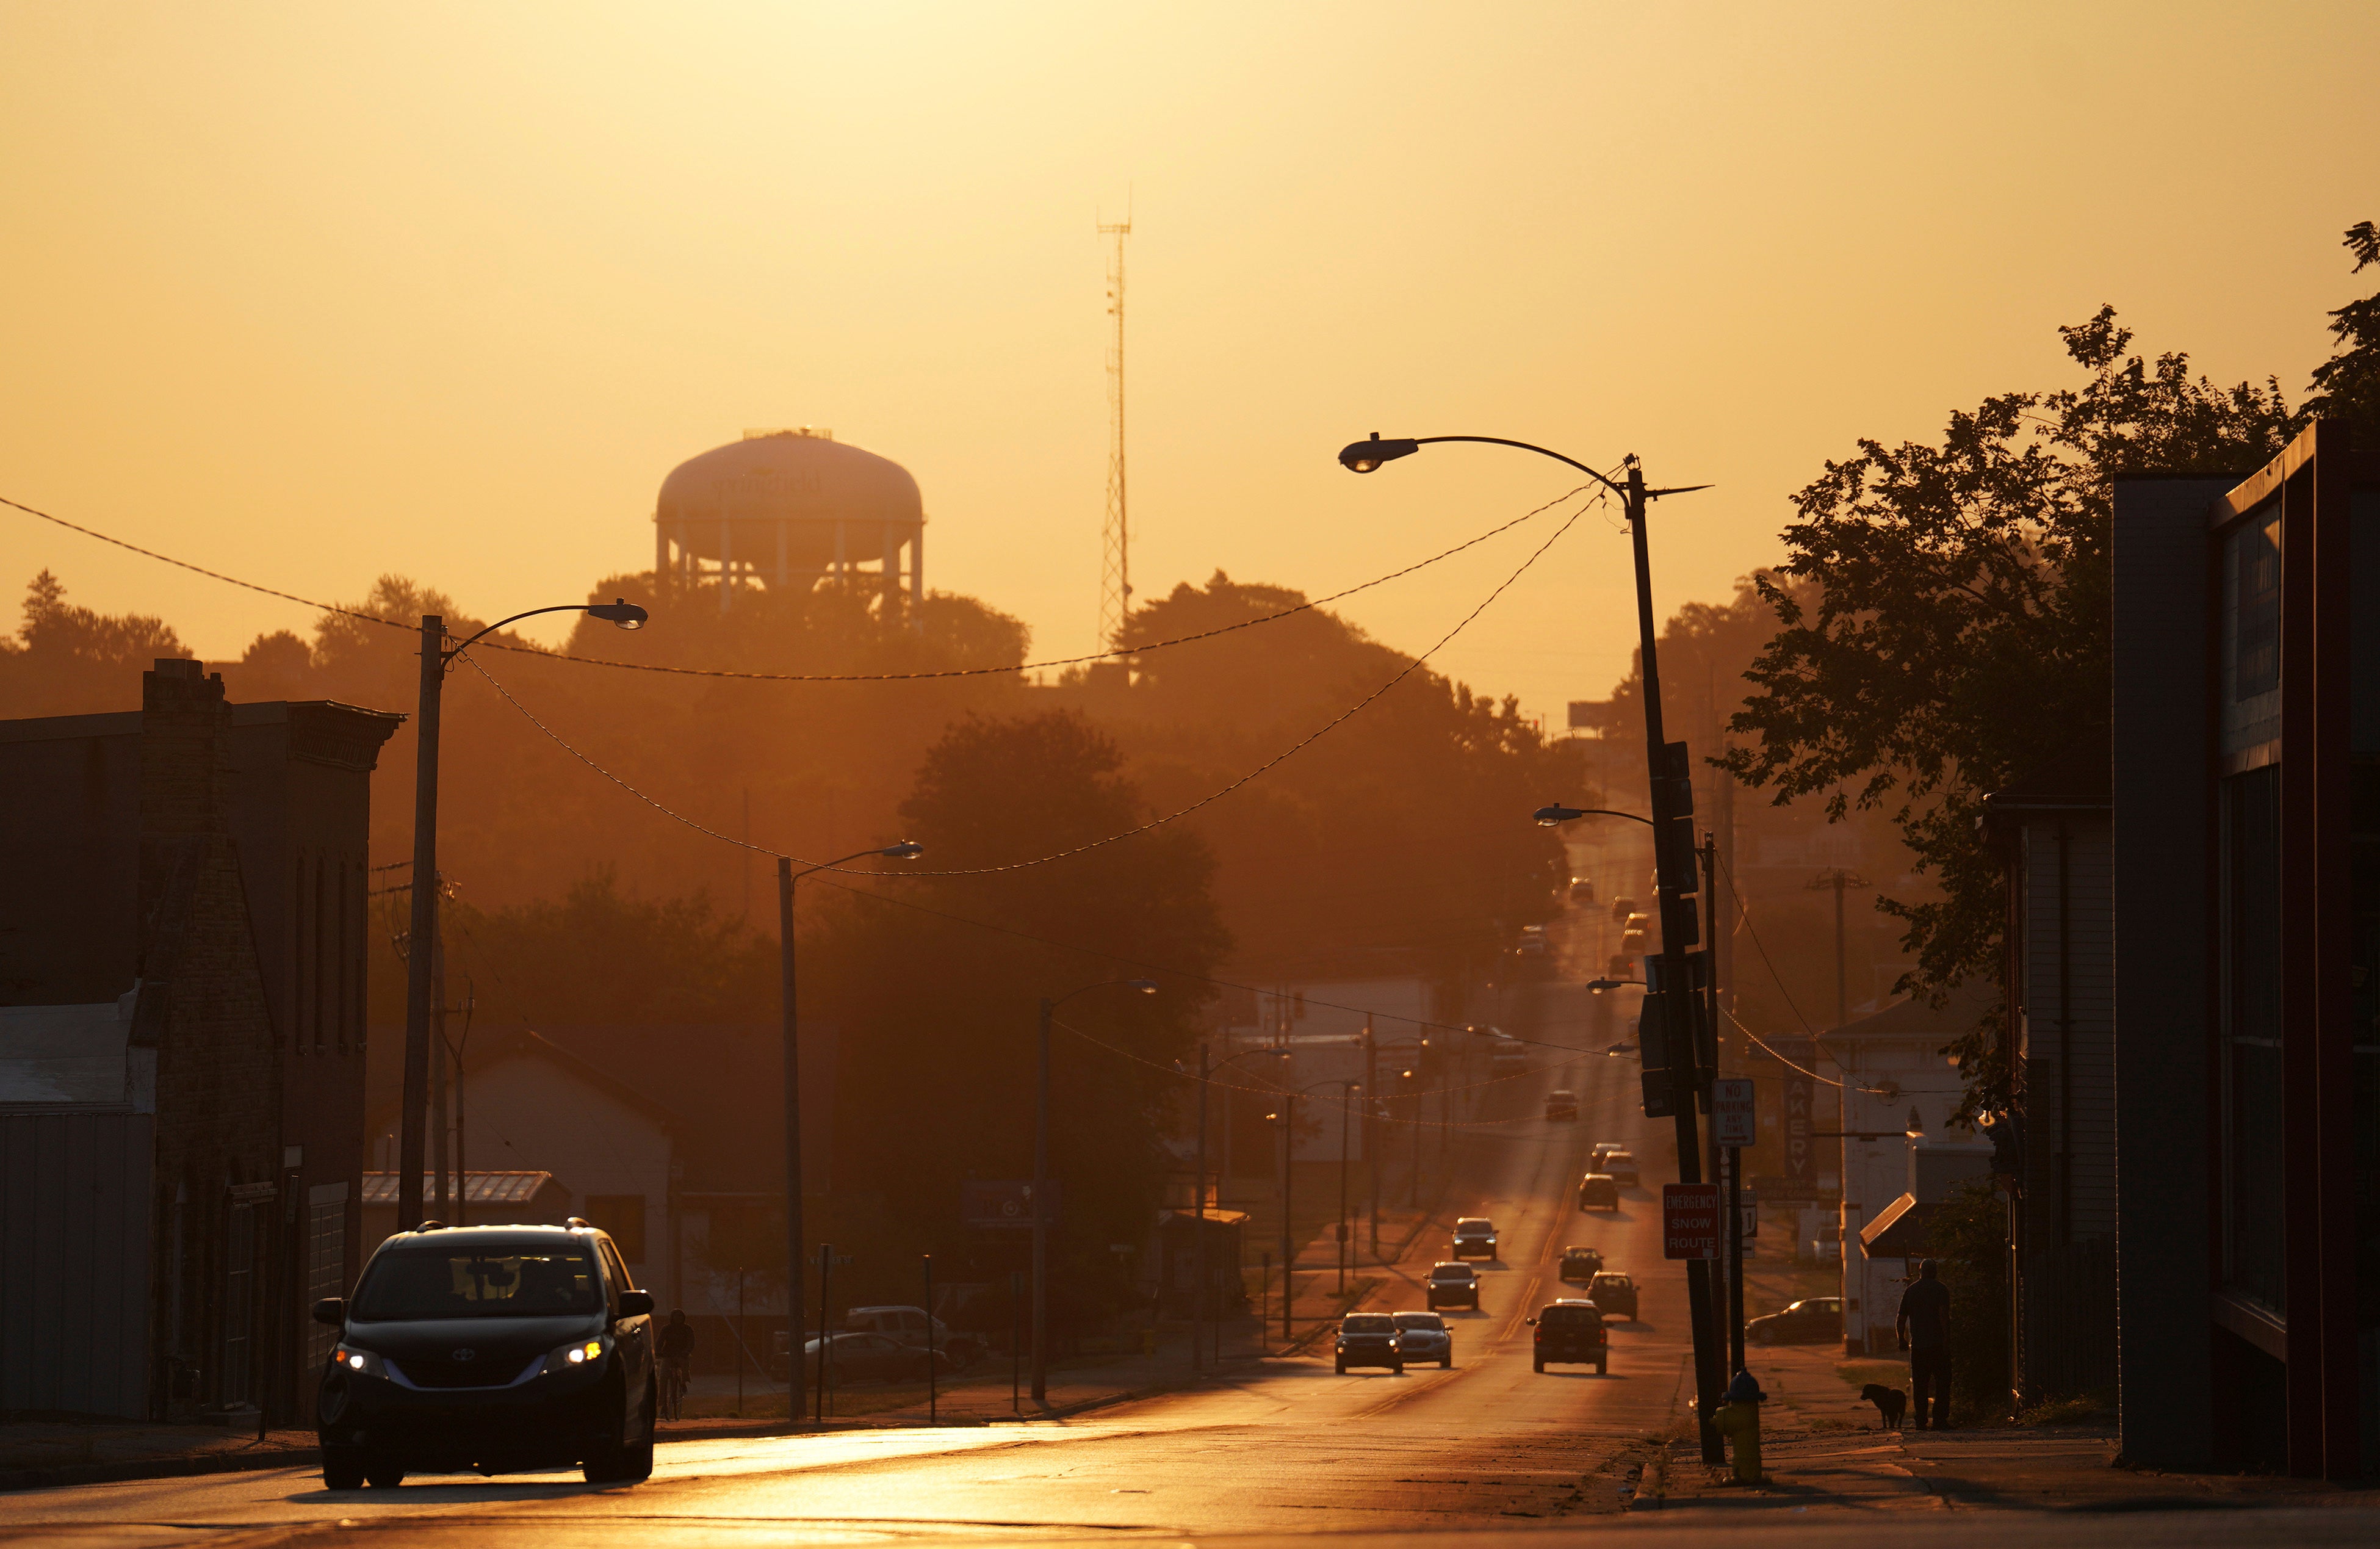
[[1624, 460, 1726, 1464], [777, 858, 808, 1428], [1278, 1094, 1294, 1343], [1033, 997, 1054, 1403], [1809, 868, 1871, 1028], [398, 617, 443, 1234], [430, 930, 449, 1222], [1363, 1017, 1379, 1260], [1192, 1044, 1209, 1373]]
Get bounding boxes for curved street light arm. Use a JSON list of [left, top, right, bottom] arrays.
[[793, 843, 924, 885], [1412, 436, 1626, 496], [441, 599, 648, 665], [1534, 804, 1656, 828]]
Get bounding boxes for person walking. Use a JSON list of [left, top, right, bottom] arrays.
[[657, 1308, 697, 1421], [1895, 1259, 1952, 1429]]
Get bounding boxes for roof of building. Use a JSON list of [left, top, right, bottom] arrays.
[[657, 430, 922, 529], [1982, 734, 2112, 815], [1857, 1191, 1941, 1256], [0, 994, 145, 1107], [1819, 980, 1996, 1043], [359, 1171, 566, 1207]]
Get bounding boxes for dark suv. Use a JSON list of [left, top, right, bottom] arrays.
[[313, 1221, 657, 1489], [1528, 1299, 1608, 1374], [1450, 1218, 1499, 1260], [1333, 1312, 1403, 1374]]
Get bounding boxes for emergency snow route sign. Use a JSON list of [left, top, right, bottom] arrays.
[[1663, 1183, 1720, 1260]]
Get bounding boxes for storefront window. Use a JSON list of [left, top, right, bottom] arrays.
[[2220, 764, 2284, 1312]]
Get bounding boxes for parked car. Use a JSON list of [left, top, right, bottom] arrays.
[[843, 1304, 982, 1371], [800, 1330, 942, 1385], [1529, 1299, 1609, 1374], [1602, 1149, 1640, 1186], [1334, 1312, 1403, 1374], [1576, 1173, 1620, 1211], [1543, 1089, 1579, 1122], [1586, 1271, 1638, 1321], [1451, 1217, 1499, 1260], [1803, 1225, 1843, 1266], [314, 1221, 657, 1490], [1425, 1262, 1480, 1310], [1747, 1296, 1844, 1346], [1557, 1246, 1606, 1284], [1391, 1310, 1453, 1368], [1570, 876, 1596, 903]]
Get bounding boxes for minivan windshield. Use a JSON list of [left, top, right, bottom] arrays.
[[353, 1244, 602, 1320]]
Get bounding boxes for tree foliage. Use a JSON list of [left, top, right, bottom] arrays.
[[0, 571, 186, 717], [1721, 310, 2299, 1118]]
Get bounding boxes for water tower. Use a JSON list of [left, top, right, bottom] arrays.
[[654, 428, 925, 615]]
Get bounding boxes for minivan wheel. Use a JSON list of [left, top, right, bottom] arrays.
[[362, 1451, 405, 1489], [322, 1445, 365, 1491]]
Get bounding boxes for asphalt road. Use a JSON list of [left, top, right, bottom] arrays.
[[10, 924, 2371, 1548]]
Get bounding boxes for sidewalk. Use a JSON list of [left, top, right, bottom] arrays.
[[1642, 1341, 2380, 1514], [0, 1420, 318, 1492]]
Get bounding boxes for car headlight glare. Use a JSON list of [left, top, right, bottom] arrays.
[[332, 1345, 387, 1379], [544, 1337, 607, 1375]]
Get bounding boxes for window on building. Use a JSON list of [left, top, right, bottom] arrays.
[[2220, 764, 2285, 1313], [585, 1194, 647, 1265], [2220, 504, 2284, 757]]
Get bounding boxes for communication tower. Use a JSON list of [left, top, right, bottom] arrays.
[[1097, 214, 1132, 646]]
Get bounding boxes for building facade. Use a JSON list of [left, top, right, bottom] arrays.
[[0, 661, 399, 1421], [2112, 422, 2378, 1479]]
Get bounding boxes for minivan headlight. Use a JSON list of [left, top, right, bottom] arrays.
[[543, 1337, 607, 1376], [332, 1345, 387, 1379]]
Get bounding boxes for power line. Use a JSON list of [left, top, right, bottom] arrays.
[[454, 495, 1588, 879], [2, 484, 1593, 684]]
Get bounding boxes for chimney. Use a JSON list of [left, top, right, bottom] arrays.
[[139, 658, 232, 942]]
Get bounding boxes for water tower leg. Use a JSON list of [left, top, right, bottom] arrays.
[[881, 523, 898, 612], [655, 516, 668, 580], [911, 525, 925, 630], [719, 519, 734, 613], [776, 521, 790, 591]]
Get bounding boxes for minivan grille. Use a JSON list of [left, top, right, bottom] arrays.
[[393, 1352, 536, 1389]]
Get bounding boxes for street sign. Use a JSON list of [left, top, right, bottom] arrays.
[[1713, 1077, 1756, 1148], [1738, 1188, 1759, 1239], [1663, 1183, 1720, 1260], [962, 1180, 1059, 1230]]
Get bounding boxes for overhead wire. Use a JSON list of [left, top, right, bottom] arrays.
[[455, 491, 1592, 878], [2, 483, 1592, 684]]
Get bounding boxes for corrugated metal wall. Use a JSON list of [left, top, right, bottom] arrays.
[[0, 1111, 153, 1417]]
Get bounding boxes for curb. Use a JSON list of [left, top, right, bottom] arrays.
[[0, 1445, 322, 1495]]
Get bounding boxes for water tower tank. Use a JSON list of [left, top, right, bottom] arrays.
[[653, 428, 924, 612]]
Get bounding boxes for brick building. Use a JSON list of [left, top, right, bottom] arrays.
[[0, 660, 399, 1421]]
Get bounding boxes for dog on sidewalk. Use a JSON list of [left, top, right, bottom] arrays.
[[1861, 1383, 1908, 1431]]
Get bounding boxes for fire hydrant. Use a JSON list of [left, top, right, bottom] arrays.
[[1714, 1370, 1765, 1483]]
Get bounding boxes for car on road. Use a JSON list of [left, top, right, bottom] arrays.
[[1425, 1262, 1481, 1310], [843, 1305, 982, 1371], [1589, 1142, 1623, 1169], [1488, 1034, 1528, 1068], [1528, 1299, 1609, 1374], [1601, 1149, 1640, 1186], [1618, 916, 1650, 953], [1557, 1246, 1606, 1284], [1569, 876, 1596, 903], [1515, 935, 1548, 959], [1450, 1217, 1499, 1259], [1586, 1271, 1639, 1321], [1609, 896, 1637, 923], [1576, 1173, 1620, 1211], [1747, 1296, 1844, 1346], [1335, 1313, 1404, 1373], [313, 1221, 657, 1490], [801, 1330, 943, 1385], [1391, 1310, 1454, 1368], [1543, 1089, 1578, 1122]]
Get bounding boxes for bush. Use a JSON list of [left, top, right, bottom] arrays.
[[1923, 1177, 2013, 1420]]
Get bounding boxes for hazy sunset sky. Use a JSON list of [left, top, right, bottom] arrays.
[[4, 2, 2375, 726]]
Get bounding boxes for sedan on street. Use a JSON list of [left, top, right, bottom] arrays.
[[1586, 1271, 1638, 1321], [1391, 1311, 1453, 1368], [1747, 1296, 1844, 1346], [1335, 1313, 1403, 1374], [1425, 1262, 1480, 1310]]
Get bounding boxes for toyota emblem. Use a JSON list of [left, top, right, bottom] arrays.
[[452, 1348, 477, 1362]]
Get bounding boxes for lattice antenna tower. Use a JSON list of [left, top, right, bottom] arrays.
[[1097, 212, 1133, 647]]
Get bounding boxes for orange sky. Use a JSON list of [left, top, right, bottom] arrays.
[[4, 1, 2375, 728]]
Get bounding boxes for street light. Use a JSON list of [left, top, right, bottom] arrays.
[[779, 840, 923, 1425], [1191, 1045, 1290, 1373], [1533, 804, 1653, 828], [1033, 978, 1158, 1403], [399, 598, 651, 1233], [1338, 429, 1728, 1460]]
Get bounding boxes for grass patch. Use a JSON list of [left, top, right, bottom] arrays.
[[2017, 1393, 2108, 1428], [1804, 1416, 1861, 1433], [1835, 1360, 1908, 1392]]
